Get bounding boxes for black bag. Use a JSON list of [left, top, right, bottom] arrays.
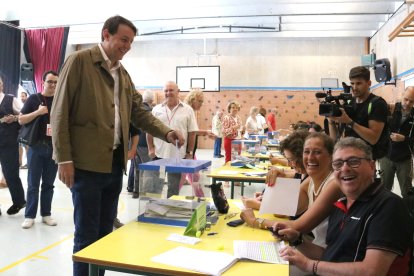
[[17, 116, 42, 146], [17, 94, 43, 146], [210, 182, 230, 214]]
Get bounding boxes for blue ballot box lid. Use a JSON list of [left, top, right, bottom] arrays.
[[231, 139, 259, 145], [138, 158, 211, 173], [249, 134, 267, 139]]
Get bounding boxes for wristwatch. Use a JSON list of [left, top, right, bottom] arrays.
[[348, 121, 355, 129], [255, 218, 265, 229]]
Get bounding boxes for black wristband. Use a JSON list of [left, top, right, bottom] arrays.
[[348, 121, 355, 129]]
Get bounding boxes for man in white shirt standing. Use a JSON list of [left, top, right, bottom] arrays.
[[147, 81, 198, 198]]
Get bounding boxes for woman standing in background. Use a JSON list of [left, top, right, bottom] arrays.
[[222, 101, 244, 163], [245, 106, 262, 138], [182, 88, 215, 196]]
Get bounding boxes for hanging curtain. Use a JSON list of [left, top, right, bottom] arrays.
[[24, 27, 69, 92], [0, 23, 22, 96]]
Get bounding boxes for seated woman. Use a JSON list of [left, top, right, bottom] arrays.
[[241, 132, 343, 249], [242, 130, 310, 210]]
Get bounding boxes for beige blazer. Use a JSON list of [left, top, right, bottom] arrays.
[[51, 45, 170, 173]]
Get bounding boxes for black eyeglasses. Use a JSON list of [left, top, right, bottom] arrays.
[[46, 80, 58, 84], [331, 157, 371, 171], [284, 156, 297, 163]]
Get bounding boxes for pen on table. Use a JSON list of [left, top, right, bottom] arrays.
[[207, 232, 218, 236], [224, 213, 237, 220]]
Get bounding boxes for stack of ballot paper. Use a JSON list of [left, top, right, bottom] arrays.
[[152, 246, 238, 276], [152, 240, 288, 276], [144, 198, 201, 219]]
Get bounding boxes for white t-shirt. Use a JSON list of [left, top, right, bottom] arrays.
[[152, 101, 198, 158], [245, 116, 262, 134], [211, 114, 222, 138], [256, 114, 267, 134]]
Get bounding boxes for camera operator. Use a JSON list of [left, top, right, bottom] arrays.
[[328, 66, 388, 166], [382, 86, 414, 197]]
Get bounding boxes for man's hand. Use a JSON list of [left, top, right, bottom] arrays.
[[390, 132, 405, 142], [148, 148, 156, 159], [37, 105, 49, 115], [1, 115, 17, 124], [206, 130, 216, 140], [184, 152, 193, 159], [166, 130, 185, 147], [58, 163, 75, 189], [328, 108, 352, 124], [279, 246, 313, 272], [127, 149, 136, 159], [270, 221, 296, 240]]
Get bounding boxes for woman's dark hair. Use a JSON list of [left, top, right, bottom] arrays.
[[305, 132, 334, 156], [309, 123, 323, 132], [279, 130, 310, 170]]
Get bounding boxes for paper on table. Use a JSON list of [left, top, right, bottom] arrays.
[[242, 171, 267, 177], [233, 240, 288, 264], [167, 233, 201, 245], [217, 170, 240, 175], [152, 246, 238, 276], [259, 177, 301, 216]]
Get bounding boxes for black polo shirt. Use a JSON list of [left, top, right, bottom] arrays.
[[322, 179, 412, 275]]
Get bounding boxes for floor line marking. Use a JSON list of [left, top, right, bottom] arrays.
[[0, 234, 73, 272]]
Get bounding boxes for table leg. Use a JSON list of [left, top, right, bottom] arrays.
[[241, 182, 244, 196], [231, 181, 234, 199], [89, 264, 99, 276]]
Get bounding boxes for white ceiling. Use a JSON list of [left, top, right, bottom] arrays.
[[1, 0, 405, 44]]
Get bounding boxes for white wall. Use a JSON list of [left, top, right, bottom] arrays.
[[76, 37, 366, 88], [370, 5, 414, 79]]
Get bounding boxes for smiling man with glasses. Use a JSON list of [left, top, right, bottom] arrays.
[[280, 137, 413, 275], [19, 70, 59, 229]]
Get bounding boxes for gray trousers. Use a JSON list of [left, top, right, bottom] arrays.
[[134, 146, 151, 193], [381, 156, 413, 197], [141, 156, 182, 198]]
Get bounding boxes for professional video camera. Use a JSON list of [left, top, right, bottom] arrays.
[[316, 82, 353, 117]]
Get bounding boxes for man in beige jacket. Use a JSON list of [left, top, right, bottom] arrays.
[[51, 15, 184, 276]]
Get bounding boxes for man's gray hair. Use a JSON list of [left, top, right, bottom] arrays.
[[334, 137, 373, 160], [142, 90, 154, 103]]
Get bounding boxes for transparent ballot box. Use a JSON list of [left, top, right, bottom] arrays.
[[231, 139, 260, 161], [137, 158, 211, 226], [267, 131, 280, 146], [249, 134, 268, 145]]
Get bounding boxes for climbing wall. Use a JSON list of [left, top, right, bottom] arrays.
[[147, 89, 324, 149]]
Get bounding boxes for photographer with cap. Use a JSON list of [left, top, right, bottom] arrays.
[[328, 66, 389, 177]]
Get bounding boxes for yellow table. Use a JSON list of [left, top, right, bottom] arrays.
[[241, 152, 271, 161], [73, 202, 289, 276], [207, 164, 267, 199]]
